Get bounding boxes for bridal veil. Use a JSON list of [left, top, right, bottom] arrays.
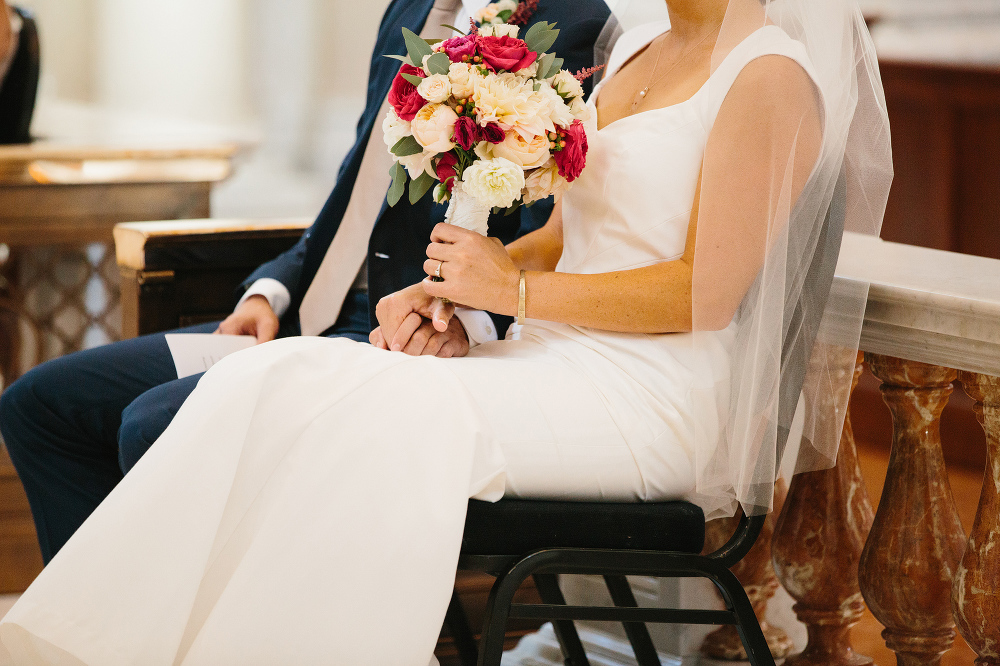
[[598, 0, 892, 518]]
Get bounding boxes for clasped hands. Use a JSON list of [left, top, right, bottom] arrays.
[[370, 223, 520, 357]]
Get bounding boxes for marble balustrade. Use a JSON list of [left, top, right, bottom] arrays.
[[702, 233, 1000, 665]]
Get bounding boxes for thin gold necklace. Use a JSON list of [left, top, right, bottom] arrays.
[[630, 25, 721, 112]]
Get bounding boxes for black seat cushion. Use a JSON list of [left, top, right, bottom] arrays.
[[462, 499, 706, 556]]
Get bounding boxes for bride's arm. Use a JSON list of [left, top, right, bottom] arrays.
[[504, 200, 565, 272], [423, 56, 822, 334]]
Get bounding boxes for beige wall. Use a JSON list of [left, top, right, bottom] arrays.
[[16, 0, 96, 101]]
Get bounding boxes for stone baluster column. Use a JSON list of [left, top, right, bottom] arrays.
[[859, 355, 967, 666], [953, 372, 1000, 665], [701, 483, 793, 661], [772, 354, 875, 665]]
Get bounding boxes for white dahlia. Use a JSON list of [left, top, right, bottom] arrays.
[[461, 157, 526, 209]]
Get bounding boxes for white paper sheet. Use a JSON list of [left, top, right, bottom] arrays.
[[164, 334, 256, 379]]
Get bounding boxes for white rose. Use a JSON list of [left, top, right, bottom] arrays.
[[461, 157, 526, 209], [410, 103, 459, 153], [523, 158, 570, 204], [417, 74, 452, 104], [476, 130, 551, 169], [552, 70, 585, 99], [569, 96, 593, 122], [382, 110, 412, 152], [474, 5, 500, 23], [399, 150, 436, 179], [449, 62, 477, 100], [497, 0, 519, 13], [479, 23, 520, 38]]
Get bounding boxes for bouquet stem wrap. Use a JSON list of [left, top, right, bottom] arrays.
[[444, 181, 492, 236]]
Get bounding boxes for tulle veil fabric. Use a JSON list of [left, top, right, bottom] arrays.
[[597, 0, 892, 517]]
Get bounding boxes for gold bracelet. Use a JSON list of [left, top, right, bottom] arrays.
[[518, 270, 526, 325]]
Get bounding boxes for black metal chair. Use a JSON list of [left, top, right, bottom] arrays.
[[0, 6, 40, 145], [445, 174, 848, 666]]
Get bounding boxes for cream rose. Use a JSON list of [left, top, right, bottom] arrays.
[[496, 0, 519, 13], [552, 70, 585, 99], [461, 157, 525, 209], [399, 150, 436, 179], [534, 82, 575, 129], [569, 96, 593, 122], [474, 5, 500, 23], [515, 61, 539, 78], [417, 74, 452, 104], [476, 131, 551, 169], [410, 103, 459, 153], [448, 62, 477, 100], [478, 23, 519, 38], [523, 158, 570, 204], [382, 109, 412, 152]]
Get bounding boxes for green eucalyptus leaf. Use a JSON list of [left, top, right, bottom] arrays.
[[425, 38, 444, 46], [387, 162, 408, 207], [440, 24, 466, 35], [401, 73, 424, 86], [426, 52, 451, 76], [504, 201, 522, 217], [527, 27, 559, 55], [409, 171, 436, 204], [544, 57, 565, 80], [536, 52, 556, 80], [524, 21, 549, 45], [497, 9, 513, 21], [391, 136, 424, 157], [384, 54, 412, 64], [402, 27, 433, 66]]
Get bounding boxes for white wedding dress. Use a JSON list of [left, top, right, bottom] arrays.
[[1, 24, 817, 666]]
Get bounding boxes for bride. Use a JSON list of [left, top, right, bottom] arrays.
[[0, 0, 889, 663]]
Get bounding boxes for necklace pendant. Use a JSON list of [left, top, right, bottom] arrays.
[[639, 87, 648, 98]]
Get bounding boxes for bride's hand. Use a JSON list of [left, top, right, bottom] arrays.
[[422, 223, 519, 315]]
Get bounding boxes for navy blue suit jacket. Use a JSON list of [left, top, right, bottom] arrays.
[[243, 0, 611, 337]]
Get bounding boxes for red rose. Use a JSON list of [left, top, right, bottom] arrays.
[[453, 116, 478, 151], [479, 122, 505, 144], [553, 120, 588, 182], [388, 64, 427, 122], [436, 152, 459, 191], [477, 35, 538, 72], [442, 34, 477, 63]]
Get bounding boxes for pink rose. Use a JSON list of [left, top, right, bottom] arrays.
[[477, 35, 537, 73], [436, 152, 459, 191], [479, 122, 505, 144], [553, 120, 588, 182], [454, 116, 478, 151], [388, 64, 427, 122], [442, 34, 477, 63]]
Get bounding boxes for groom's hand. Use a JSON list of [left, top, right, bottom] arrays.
[[216, 295, 279, 344], [372, 284, 469, 357]]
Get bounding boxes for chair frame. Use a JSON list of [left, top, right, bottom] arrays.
[[453, 513, 772, 666]]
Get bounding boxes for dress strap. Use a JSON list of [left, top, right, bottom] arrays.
[[700, 25, 822, 131]]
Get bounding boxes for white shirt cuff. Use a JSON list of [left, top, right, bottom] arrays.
[[239, 278, 291, 318], [453, 308, 499, 349]]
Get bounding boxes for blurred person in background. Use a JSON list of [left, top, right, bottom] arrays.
[[0, 1, 16, 86]]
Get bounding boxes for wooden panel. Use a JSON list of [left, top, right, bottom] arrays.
[[955, 106, 1000, 258], [0, 182, 212, 245], [0, 443, 43, 594]]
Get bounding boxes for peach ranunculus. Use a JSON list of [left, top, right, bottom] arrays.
[[411, 103, 459, 153], [476, 130, 551, 169], [523, 158, 570, 204]]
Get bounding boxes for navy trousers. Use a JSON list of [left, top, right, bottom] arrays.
[[0, 292, 371, 563]]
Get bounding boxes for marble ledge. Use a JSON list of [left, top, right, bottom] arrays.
[[834, 232, 1000, 377]]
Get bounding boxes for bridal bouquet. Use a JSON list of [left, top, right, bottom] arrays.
[[382, 11, 597, 236]]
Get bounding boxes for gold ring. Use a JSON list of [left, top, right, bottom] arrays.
[[435, 261, 443, 278]]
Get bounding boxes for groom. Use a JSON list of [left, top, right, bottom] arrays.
[[0, 0, 611, 563]]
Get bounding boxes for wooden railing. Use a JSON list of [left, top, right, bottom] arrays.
[[706, 233, 1000, 665]]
